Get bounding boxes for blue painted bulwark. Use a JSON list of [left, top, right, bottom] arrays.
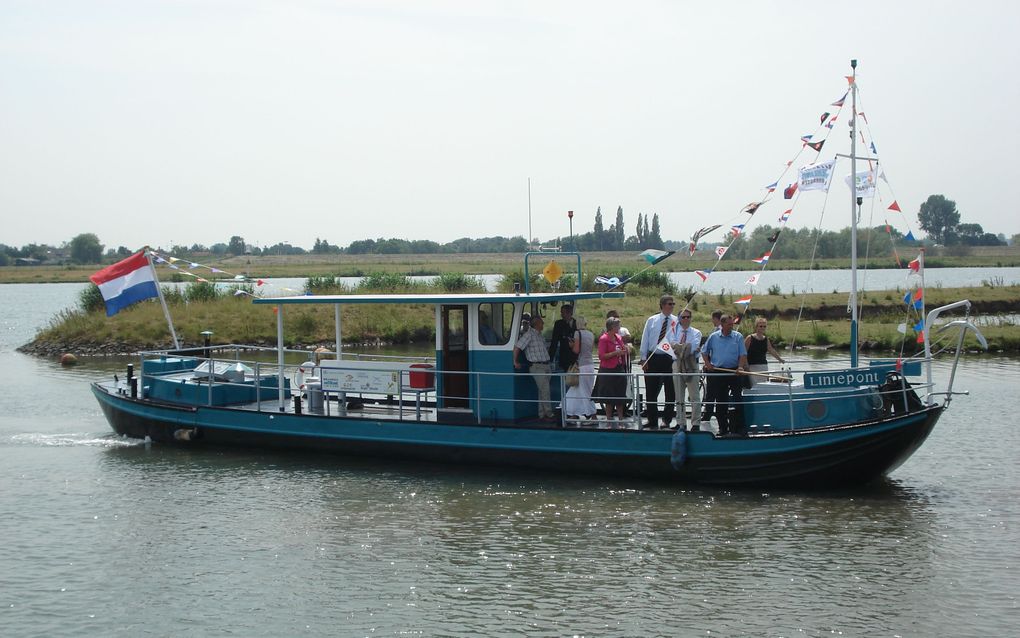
[[146, 375, 289, 406]]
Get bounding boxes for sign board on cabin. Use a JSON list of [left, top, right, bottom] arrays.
[[320, 367, 399, 394], [803, 365, 893, 389]]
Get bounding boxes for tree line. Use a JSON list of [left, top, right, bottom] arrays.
[[1, 194, 1012, 266]]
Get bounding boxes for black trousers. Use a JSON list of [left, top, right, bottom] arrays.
[[705, 373, 745, 434], [644, 353, 676, 425]]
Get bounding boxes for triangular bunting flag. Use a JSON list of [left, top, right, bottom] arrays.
[[640, 249, 676, 265], [783, 183, 798, 199]]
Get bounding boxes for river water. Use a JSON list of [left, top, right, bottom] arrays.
[[1, 282, 1018, 636], [132, 265, 1020, 296]]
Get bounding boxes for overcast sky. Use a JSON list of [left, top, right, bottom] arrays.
[[2, 1, 1017, 252]]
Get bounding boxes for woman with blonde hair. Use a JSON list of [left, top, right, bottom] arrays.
[[594, 316, 629, 422], [744, 316, 785, 386]]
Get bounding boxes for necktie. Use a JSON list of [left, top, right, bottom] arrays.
[[657, 316, 669, 344], [680, 328, 687, 344]]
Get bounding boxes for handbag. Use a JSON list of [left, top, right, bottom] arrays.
[[564, 362, 580, 387]]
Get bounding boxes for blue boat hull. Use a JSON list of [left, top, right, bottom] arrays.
[[93, 383, 942, 488]]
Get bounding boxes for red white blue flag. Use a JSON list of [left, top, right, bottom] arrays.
[[735, 295, 753, 306], [89, 251, 159, 317], [752, 251, 772, 265]]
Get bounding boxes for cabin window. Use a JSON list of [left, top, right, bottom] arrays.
[[478, 303, 512, 346]]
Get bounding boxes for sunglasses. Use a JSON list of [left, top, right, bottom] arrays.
[[680, 315, 692, 319]]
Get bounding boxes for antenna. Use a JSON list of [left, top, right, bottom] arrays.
[[527, 178, 533, 249]]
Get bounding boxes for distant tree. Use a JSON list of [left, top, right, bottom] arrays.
[[347, 239, 377, 254], [1010, 233, 1020, 247], [642, 215, 651, 249], [956, 223, 1005, 246], [614, 206, 625, 250], [69, 233, 104, 264], [635, 214, 645, 247], [917, 195, 960, 245], [227, 235, 246, 256], [593, 207, 605, 251], [210, 243, 229, 256], [649, 213, 664, 249], [116, 246, 131, 257]]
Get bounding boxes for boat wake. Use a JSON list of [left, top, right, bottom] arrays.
[[10, 431, 147, 448]]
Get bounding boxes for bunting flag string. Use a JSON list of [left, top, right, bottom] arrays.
[[149, 251, 301, 295], [678, 72, 866, 321]]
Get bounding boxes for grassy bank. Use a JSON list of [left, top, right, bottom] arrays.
[[3, 248, 1020, 283], [20, 278, 1019, 356]]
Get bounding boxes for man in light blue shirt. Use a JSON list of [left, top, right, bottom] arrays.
[[701, 314, 749, 436]]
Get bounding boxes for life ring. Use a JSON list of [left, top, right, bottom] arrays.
[[291, 361, 317, 391]]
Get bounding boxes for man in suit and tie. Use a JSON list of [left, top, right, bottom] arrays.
[[673, 309, 703, 432], [639, 295, 680, 429]]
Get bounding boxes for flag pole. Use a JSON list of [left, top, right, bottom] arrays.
[[145, 249, 181, 350]]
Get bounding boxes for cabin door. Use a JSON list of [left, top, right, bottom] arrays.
[[440, 305, 469, 407]]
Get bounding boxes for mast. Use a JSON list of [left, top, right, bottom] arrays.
[[528, 177, 533, 250], [849, 59, 860, 368]]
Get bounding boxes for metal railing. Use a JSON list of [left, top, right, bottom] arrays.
[[129, 347, 939, 432]]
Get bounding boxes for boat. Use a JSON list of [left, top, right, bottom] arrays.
[[91, 62, 986, 487]]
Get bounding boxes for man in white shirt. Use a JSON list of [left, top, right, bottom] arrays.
[[513, 316, 555, 421], [639, 295, 680, 428], [672, 309, 703, 431]]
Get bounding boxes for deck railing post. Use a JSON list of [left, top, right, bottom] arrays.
[[254, 360, 260, 412]]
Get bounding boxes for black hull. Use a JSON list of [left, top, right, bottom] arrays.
[[676, 408, 942, 487], [95, 384, 943, 488]]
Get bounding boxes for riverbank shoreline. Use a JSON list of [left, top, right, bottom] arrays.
[[18, 285, 1019, 357]]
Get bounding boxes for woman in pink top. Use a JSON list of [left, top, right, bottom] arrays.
[[594, 316, 629, 420]]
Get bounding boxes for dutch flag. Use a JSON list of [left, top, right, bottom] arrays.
[[89, 251, 159, 316]]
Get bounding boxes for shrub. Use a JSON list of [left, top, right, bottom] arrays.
[[184, 281, 220, 303], [432, 272, 484, 292], [161, 285, 185, 305], [79, 284, 105, 313], [767, 284, 781, 296], [358, 272, 412, 291], [810, 321, 831, 345]]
